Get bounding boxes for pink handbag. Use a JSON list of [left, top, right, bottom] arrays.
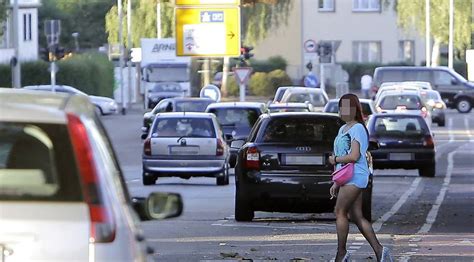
[[331, 163, 354, 186]]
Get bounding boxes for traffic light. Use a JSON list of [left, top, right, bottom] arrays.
[[55, 46, 65, 60], [323, 43, 332, 56], [40, 47, 49, 61], [240, 46, 254, 60]]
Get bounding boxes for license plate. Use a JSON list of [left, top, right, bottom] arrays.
[[389, 153, 412, 161], [284, 155, 324, 165], [170, 146, 199, 155]]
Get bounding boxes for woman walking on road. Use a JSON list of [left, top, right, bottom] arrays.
[[328, 94, 393, 262]]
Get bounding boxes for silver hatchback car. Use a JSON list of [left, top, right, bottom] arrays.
[[142, 112, 230, 186]]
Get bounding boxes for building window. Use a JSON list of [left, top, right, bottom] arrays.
[[23, 13, 32, 41], [352, 41, 381, 63], [353, 0, 380, 12], [399, 40, 415, 63], [319, 0, 335, 12]]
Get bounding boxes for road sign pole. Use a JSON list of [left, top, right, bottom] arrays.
[[51, 61, 56, 92], [118, 0, 125, 115], [320, 63, 325, 92], [239, 84, 245, 102], [12, 0, 21, 88]]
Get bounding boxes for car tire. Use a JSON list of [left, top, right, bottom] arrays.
[[95, 106, 104, 116], [362, 186, 372, 222], [235, 190, 254, 222], [142, 172, 157, 185], [419, 166, 435, 177], [216, 164, 230, 186], [438, 119, 445, 127], [456, 98, 472, 113]]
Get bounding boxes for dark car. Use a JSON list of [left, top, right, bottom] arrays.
[[368, 113, 435, 177], [372, 66, 474, 113], [206, 102, 266, 167], [147, 82, 187, 109], [142, 97, 214, 138], [232, 112, 373, 222]]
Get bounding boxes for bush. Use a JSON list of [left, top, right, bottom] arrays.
[[248, 72, 271, 96], [0, 53, 114, 97], [226, 77, 240, 97], [249, 56, 287, 73], [267, 69, 293, 94]]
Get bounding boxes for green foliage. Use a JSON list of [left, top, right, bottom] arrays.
[[267, 69, 292, 93], [248, 56, 287, 73], [0, 53, 114, 97], [0, 0, 7, 37], [248, 70, 292, 96], [226, 76, 240, 97]]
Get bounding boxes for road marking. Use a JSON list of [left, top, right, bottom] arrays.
[[418, 150, 456, 234], [372, 177, 422, 233], [464, 115, 474, 142], [448, 117, 454, 142]]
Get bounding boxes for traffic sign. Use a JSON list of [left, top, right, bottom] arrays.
[[176, 0, 240, 5], [304, 39, 317, 53], [233, 67, 252, 85], [200, 84, 221, 102], [175, 7, 240, 57], [304, 72, 319, 88]]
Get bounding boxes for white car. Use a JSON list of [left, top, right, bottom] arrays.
[[0, 88, 182, 261], [380, 81, 433, 90], [267, 102, 314, 113], [272, 86, 302, 103], [280, 87, 329, 111], [23, 85, 118, 115], [374, 84, 423, 105], [375, 90, 432, 126]]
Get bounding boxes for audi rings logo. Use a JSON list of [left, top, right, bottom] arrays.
[[296, 146, 311, 151]]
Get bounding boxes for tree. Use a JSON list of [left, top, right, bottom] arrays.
[[397, 0, 472, 66], [0, 0, 8, 38]]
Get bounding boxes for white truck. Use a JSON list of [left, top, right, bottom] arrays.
[[141, 38, 192, 108]]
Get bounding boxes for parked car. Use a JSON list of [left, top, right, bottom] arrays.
[[232, 112, 373, 222], [374, 84, 425, 105], [23, 85, 118, 115], [267, 102, 314, 113], [375, 90, 432, 126], [368, 113, 435, 177], [280, 87, 329, 111], [206, 102, 266, 167], [142, 112, 230, 186], [372, 66, 474, 113], [0, 88, 183, 261], [272, 86, 301, 104], [420, 90, 446, 127], [323, 98, 375, 121], [147, 82, 187, 109], [142, 97, 215, 138]]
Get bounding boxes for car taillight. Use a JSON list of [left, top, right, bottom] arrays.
[[421, 107, 428, 118], [144, 138, 152, 156], [216, 139, 224, 156], [67, 114, 116, 243], [245, 147, 260, 169], [423, 135, 434, 148]]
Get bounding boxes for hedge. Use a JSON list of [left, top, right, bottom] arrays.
[[0, 52, 114, 97]]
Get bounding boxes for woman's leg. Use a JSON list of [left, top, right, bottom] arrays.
[[334, 185, 362, 261], [349, 191, 383, 261]]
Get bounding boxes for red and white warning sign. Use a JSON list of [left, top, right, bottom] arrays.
[[233, 67, 253, 85]]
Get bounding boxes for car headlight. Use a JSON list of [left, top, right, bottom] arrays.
[[109, 101, 117, 107]]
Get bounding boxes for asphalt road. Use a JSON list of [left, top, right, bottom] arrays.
[[102, 106, 474, 261]]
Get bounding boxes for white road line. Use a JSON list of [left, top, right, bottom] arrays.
[[418, 150, 456, 234], [372, 177, 422, 233], [448, 117, 454, 142], [464, 115, 474, 142]]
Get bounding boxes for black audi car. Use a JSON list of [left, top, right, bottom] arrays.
[[232, 112, 374, 222], [367, 113, 436, 177]]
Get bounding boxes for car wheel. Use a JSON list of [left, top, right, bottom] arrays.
[[456, 98, 472, 113], [419, 166, 435, 177], [362, 186, 372, 222], [235, 190, 254, 222], [142, 172, 157, 185], [438, 119, 445, 127], [216, 164, 230, 186], [95, 106, 104, 116]]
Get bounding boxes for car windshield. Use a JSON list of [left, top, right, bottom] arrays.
[[373, 116, 428, 137], [151, 118, 216, 138], [152, 83, 183, 93], [268, 107, 309, 113], [420, 91, 441, 102], [286, 92, 326, 107], [274, 88, 289, 102], [208, 108, 260, 127], [379, 95, 422, 110], [175, 101, 212, 112], [0, 122, 81, 201], [260, 117, 342, 143]]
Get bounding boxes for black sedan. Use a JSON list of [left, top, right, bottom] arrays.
[[147, 82, 187, 109], [368, 113, 436, 177], [232, 112, 373, 222]]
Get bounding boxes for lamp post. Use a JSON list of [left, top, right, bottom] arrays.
[[72, 32, 79, 52]]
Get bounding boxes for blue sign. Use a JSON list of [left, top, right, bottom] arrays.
[[200, 11, 224, 23], [304, 73, 319, 88]]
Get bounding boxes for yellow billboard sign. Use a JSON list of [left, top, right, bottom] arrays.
[[175, 0, 240, 6], [176, 7, 240, 57]]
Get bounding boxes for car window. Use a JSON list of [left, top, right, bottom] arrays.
[[287, 93, 326, 107], [380, 71, 404, 82], [373, 116, 428, 136], [151, 118, 216, 138], [208, 108, 260, 128], [154, 101, 171, 113], [260, 117, 342, 143], [0, 122, 82, 201], [175, 101, 212, 112], [152, 83, 183, 93], [433, 71, 455, 85], [379, 95, 422, 110], [361, 103, 373, 115], [268, 107, 309, 113], [275, 88, 288, 102], [325, 102, 339, 113], [420, 91, 441, 102], [405, 71, 431, 82]]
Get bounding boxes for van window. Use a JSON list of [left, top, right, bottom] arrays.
[[405, 71, 431, 82], [433, 71, 455, 85], [380, 71, 404, 82]]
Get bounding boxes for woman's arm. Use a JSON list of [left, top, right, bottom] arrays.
[[329, 139, 361, 164]]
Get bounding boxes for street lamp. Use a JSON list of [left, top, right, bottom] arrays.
[[72, 32, 80, 52]]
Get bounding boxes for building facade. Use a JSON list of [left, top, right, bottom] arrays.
[[0, 0, 41, 64], [254, 0, 426, 81]]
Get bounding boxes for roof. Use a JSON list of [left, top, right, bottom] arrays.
[[268, 102, 310, 108], [370, 112, 424, 119], [206, 101, 265, 109], [284, 87, 325, 93], [265, 112, 340, 118], [327, 98, 373, 104], [155, 112, 215, 118], [381, 90, 420, 96], [375, 66, 452, 71], [165, 97, 214, 102]]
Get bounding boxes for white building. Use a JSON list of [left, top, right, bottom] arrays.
[[254, 0, 426, 81], [0, 0, 41, 64]]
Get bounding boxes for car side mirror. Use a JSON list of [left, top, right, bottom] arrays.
[[230, 139, 245, 149], [451, 78, 459, 85], [368, 140, 380, 151], [132, 192, 183, 221], [225, 134, 233, 141]]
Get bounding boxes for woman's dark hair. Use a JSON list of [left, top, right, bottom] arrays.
[[338, 93, 369, 139]]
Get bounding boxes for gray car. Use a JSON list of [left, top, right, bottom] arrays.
[[142, 112, 230, 186], [420, 90, 446, 127]]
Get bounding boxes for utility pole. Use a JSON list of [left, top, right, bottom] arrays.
[[12, 0, 21, 88], [118, 0, 126, 115], [448, 0, 454, 69], [157, 2, 161, 38], [425, 0, 431, 67], [127, 0, 133, 104]]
